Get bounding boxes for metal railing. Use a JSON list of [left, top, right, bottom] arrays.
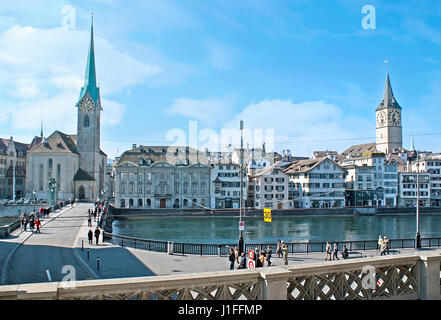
[[103, 231, 441, 256]]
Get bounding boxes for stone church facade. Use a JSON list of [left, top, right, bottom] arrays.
[[26, 18, 106, 202]]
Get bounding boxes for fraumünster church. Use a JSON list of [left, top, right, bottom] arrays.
[[26, 19, 106, 201]]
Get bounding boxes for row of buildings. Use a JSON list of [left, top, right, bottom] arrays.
[[111, 143, 441, 210]]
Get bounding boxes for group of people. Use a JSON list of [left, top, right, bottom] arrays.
[[88, 227, 101, 245], [228, 239, 291, 270], [378, 235, 390, 255], [324, 242, 350, 260], [20, 212, 42, 233]]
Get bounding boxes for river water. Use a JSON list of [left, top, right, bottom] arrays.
[[112, 213, 441, 243]]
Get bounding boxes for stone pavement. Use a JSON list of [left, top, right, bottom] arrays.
[[2, 202, 441, 285]]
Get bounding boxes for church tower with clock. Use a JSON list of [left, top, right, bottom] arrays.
[[375, 73, 403, 154], [75, 15, 105, 200]]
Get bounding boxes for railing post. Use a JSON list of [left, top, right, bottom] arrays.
[[134, 239, 137, 249], [418, 254, 441, 300], [200, 244, 203, 256], [260, 267, 292, 300]]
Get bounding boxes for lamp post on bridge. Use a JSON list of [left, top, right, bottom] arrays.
[[415, 151, 421, 249]]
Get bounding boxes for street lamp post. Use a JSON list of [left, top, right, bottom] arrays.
[[415, 153, 421, 249], [238, 120, 244, 255]]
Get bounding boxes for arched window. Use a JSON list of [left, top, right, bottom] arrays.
[[129, 199, 134, 207], [121, 199, 126, 208], [39, 164, 44, 191], [183, 199, 188, 207], [147, 199, 151, 206], [57, 164, 61, 191], [48, 159, 53, 179], [138, 199, 143, 207], [84, 115, 90, 128]]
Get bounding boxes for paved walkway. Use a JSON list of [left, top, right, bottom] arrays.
[[1, 203, 441, 286]]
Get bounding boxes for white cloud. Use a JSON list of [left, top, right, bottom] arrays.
[[166, 96, 234, 127], [0, 24, 163, 134], [203, 38, 238, 70], [222, 99, 375, 156]]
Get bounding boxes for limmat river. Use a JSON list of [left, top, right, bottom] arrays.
[[112, 213, 441, 244]]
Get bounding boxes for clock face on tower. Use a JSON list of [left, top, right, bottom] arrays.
[[388, 109, 401, 126], [377, 111, 386, 127], [79, 97, 94, 112]]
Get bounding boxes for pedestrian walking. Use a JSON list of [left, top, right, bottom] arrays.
[[254, 248, 260, 265], [378, 235, 383, 251], [94, 227, 101, 245], [281, 241, 288, 265], [276, 239, 282, 258], [325, 242, 332, 261], [87, 214, 92, 227], [23, 216, 29, 231], [266, 245, 272, 266], [88, 229, 93, 245], [20, 212, 25, 230], [238, 252, 246, 269], [341, 245, 349, 259], [29, 217, 35, 233], [234, 247, 239, 264], [384, 236, 390, 254], [380, 242, 388, 256], [35, 218, 41, 234], [258, 251, 265, 268], [228, 248, 235, 270], [332, 243, 339, 260]]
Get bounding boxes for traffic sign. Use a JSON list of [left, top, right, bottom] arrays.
[[248, 249, 254, 260], [264, 208, 272, 222], [248, 260, 255, 269], [239, 220, 245, 231]]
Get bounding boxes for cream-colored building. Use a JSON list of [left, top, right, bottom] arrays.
[[115, 146, 211, 209], [247, 164, 290, 209], [284, 157, 346, 208]]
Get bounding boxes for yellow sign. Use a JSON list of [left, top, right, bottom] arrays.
[[263, 208, 272, 222]]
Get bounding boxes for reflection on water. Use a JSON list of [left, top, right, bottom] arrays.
[[112, 214, 441, 243]]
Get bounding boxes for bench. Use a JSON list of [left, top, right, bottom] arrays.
[[342, 251, 363, 259]]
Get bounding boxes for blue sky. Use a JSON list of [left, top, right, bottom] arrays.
[[1, 0, 441, 159]]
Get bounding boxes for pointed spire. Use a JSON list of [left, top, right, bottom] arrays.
[[77, 13, 100, 106], [377, 71, 401, 111], [410, 137, 415, 152], [40, 119, 43, 138], [84, 13, 97, 89]]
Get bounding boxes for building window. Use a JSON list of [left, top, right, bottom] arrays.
[[39, 164, 44, 191], [138, 199, 143, 207], [84, 115, 90, 128], [57, 164, 61, 191], [48, 159, 53, 179]]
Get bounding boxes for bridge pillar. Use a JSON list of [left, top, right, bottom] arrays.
[[260, 267, 291, 300], [418, 254, 441, 300]]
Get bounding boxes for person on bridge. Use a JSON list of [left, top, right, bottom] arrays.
[[228, 248, 235, 270], [266, 245, 272, 266], [238, 252, 246, 269], [341, 245, 348, 259], [234, 247, 239, 264], [87, 214, 92, 227], [35, 218, 41, 234], [94, 227, 101, 245], [332, 243, 339, 260], [88, 229, 93, 245], [281, 241, 288, 265]]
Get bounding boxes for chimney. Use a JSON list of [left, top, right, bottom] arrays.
[[132, 144, 137, 149]]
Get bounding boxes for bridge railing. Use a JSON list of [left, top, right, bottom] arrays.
[[0, 253, 440, 300], [102, 232, 441, 256]]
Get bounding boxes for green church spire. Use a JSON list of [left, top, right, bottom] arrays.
[[77, 13, 100, 107]]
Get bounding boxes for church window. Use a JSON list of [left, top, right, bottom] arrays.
[[84, 115, 90, 128], [57, 164, 61, 191], [48, 159, 53, 179], [39, 164, 44, 191]]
